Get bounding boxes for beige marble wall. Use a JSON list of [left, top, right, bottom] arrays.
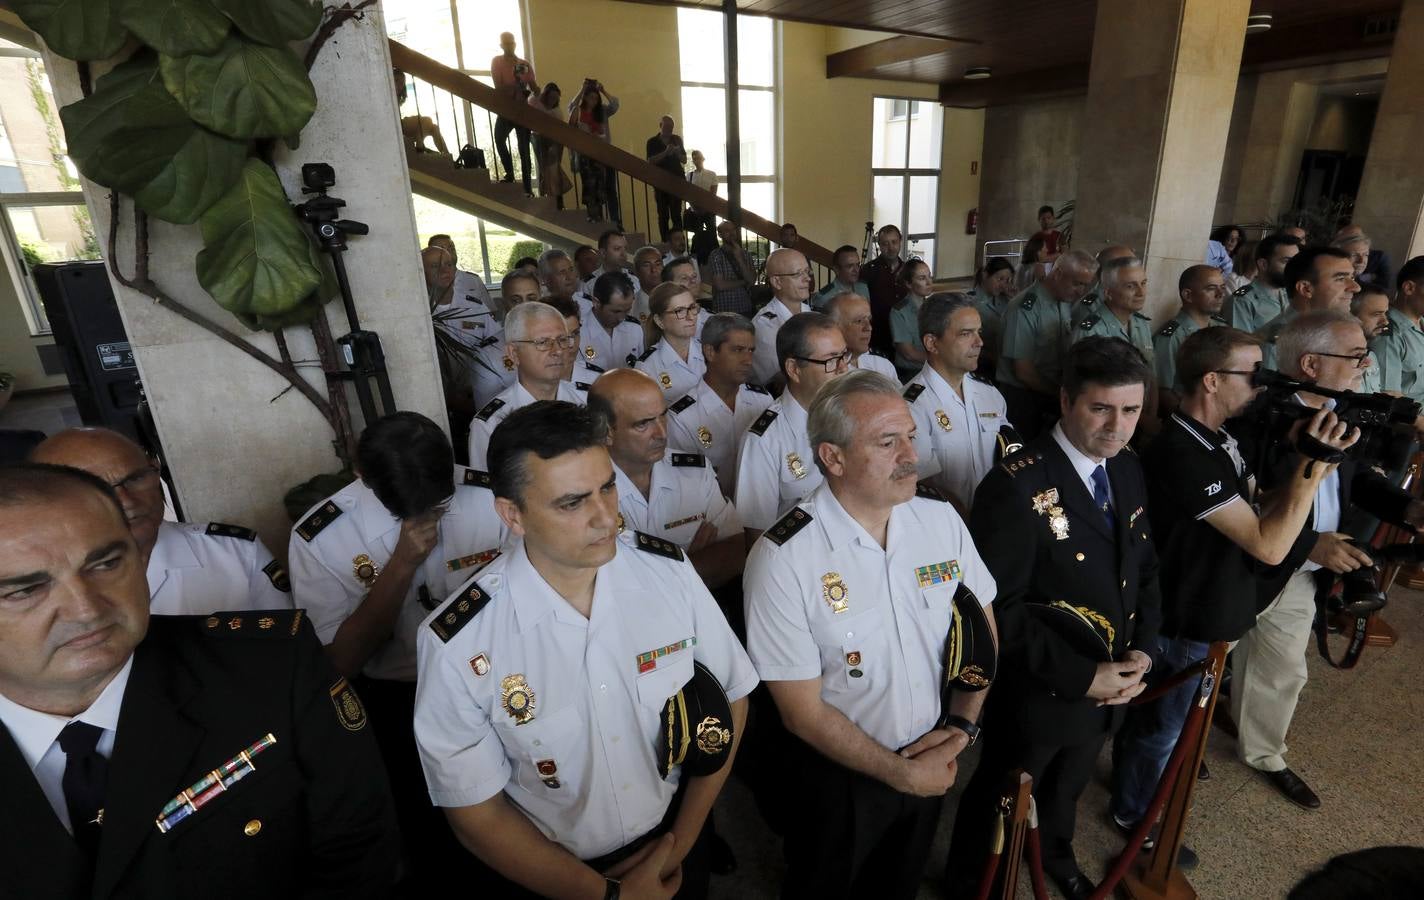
[[1354, 0, 1424, 267], [1074, 0, 1249, 321], [976, 95, 1086, 252], [39, 2, 447, 556]]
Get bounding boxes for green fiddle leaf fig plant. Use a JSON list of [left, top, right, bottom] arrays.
[[160, 34, 317, 140], [59, 56, 247, 224], [116, 0, 230, 58], [10, 0, 129, 61], [213, 0, 322, 49]]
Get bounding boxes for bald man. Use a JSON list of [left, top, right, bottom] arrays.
[[752, 248, 814, 386], [587, 369, 745, 591], [30, 428, 291, 615]]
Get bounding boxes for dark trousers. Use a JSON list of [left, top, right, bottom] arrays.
[[355, 676, 492, 896], [604, 164, 623, 225], [946, 727, 1106, 888], [494, 115, 532, 192], [783, 745, 943, 900], [656, 190, 684, 240]]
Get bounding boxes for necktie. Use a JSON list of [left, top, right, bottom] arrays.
[[1091, 465, 1116, 531], [58, 721, 108, 859]]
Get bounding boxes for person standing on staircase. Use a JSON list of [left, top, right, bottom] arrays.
[[490, 32, 538, 196], [569, 79, 621, 225]]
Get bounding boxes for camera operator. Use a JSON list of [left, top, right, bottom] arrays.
[[1227, 311, 1424, 809], [1111, 327, 1356, 856]]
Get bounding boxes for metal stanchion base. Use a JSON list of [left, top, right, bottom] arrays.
[[1123, 864, 1197, 900]]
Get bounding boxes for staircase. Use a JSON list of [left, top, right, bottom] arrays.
[[390, 39, 831, 272]]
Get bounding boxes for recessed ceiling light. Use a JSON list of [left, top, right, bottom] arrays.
[[1246, 13, 1273, 34], [964, 66, 992, 80]]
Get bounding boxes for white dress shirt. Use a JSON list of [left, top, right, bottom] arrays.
[[634, 338, 707, 405], [751, 298, 800, 386], [851, 352, 898, 380], [146, 520, 292, 616], [468, 379, 587, 469], [905, 366, 1011, 510], [613, 451, 742, 548], [734, 392, 822, 531], [579, 309, 645, 372], [666, 380, 775, 497]]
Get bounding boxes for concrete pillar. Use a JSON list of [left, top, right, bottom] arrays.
[[1354, 0, 1424, 267], [40, 2, 446, 554], [1072, 0, 1249, 319]]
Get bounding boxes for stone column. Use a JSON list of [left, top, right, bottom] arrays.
[[1354, 0, 1424, 267], [1071, 0, 1250, 319], [40, 3, 446, 554]]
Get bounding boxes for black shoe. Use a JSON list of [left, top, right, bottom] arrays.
[[1264, 767, 1321, 809], [707, 831, 736, 876], [1048, 867, 1093, 900], [1112, 815, 1197, 867], [1197, 760, 1210, 781]]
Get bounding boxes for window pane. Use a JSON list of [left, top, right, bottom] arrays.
[[7, 202, 100, 334], [681, 85, 726, 176], [907, 175, 939, 234], [383, 0, 457, 67], [907, 238, 935, 275], [871, 97, 908, 169], [0, 46, 82, 193], [737, 17, 774, 87], [740, 182, 776, 223], [873, 175, 904, 237], [906, 102, 944, 169], [413, 195, 543, 286], [456, 0, 524, 74], [738, 90, 774, 177], [678, 9, 726, 83]]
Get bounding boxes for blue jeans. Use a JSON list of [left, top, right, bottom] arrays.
[[1110, 635, 1209, 824]]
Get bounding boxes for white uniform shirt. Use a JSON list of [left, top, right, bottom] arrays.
[[613, 451, 741, 547], [734, 392, 822, 531], [751, 298, 800, 386], [468, 379, 587, 469], [287, 469, 508, 682], [743, 484, 996, 750], [0, 657, 130, 831], [469, 335, 516, 410], [666, 381, 775, 497], [635, 338, 707, 404], [413, 537, 758, 859], [454, 268, 493, 308], [435, 291, 498, 349], [147, 520, 292, 616], [569, 358, 605, 392], [852, 352, 899, 380], [579, 309, 645, 372], [580, 266, 630, 299], [905, 367, 1011, 510]]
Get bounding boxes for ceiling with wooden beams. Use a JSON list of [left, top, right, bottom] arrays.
[[627, 0, 1401, 107]]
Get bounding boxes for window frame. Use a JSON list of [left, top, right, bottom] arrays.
[[870, 94, 941, 275]]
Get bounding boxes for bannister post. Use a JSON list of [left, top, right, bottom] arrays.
[[723, 0, 741, 225]]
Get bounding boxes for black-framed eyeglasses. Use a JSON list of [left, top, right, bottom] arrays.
[[107, 464, 160, 493], [1310, 350, 1371, 369], [665, 304, 700, 320], [511, 335, 578, 353], [794, 349, 853, 372]]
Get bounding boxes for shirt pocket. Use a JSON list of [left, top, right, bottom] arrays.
[[633, 653, 696, 742], [809, 606, 887, 694], [495, 704, 588, 797]]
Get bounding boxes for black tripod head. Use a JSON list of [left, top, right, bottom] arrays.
[[294, 162, 369, 252]]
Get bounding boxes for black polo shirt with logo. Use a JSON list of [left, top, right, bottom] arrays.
[[1141, 412, 1260, 642]]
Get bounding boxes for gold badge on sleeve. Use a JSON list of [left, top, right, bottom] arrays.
[[352, 553, 380, 587], [821, 572, 849, 614], [501, 674, 536, 725]]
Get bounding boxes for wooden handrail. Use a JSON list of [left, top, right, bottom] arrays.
[[388, 40, 835, 268]]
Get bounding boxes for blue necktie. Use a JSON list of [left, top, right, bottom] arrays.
[[1091, 465, 1116, 531]]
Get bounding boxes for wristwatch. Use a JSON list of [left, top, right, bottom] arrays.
[[943, 715, 981, 746], [604, 877, 621, 900]]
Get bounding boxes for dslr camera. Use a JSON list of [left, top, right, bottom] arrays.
[[1251, 368, 1420, 472]]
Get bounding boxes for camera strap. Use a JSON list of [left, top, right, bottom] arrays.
[[1297, 433, 1347, 467], [1309, 572, 1371, 669]]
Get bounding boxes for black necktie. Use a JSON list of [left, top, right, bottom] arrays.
[[58, 721, 108, 859]]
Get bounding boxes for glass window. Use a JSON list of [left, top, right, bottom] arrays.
[[412, 195, 543, 289], [870, 95, 942, 275], [678, 9, 725, 84]]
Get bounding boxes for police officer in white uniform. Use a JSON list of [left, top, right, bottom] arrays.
[[29, 428, 292, 616], [635, 282, 708, 403], [904, 293, 1013, 511], [667, 313, 775, 497], [581, 272, 645, 371], [589, 370, 745, 592], [414, 401, 757, 900], [824, 290, 900, 381], [470, 271, 544, 409], [743, 370, 998, 900], [430, 234, 498, 338], [287, 412, 506, 892], [468, 301, 587, 469], [663, 255, 714, 341], [751, 248, 814, 386], [735, 312, 849, 539]]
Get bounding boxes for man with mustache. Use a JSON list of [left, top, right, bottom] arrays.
[[743, 369, 998, 899], [945, 336, 1162, 900]]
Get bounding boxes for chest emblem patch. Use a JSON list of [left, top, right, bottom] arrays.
[[501, 674, 536, 725], [821, 571, 849, 614], [786, 452, 808, 480]]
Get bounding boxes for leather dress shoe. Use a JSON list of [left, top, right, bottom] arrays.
[[1048, 866, 1094, 900], [1111, 815, 1198, 867], [1264, 767, 1321, 809], [1197, 760, 1210, 781]]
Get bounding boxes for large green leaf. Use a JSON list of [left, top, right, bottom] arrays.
[[11, 0, 128, 61], [160, 34, 316, 140], [117, 0, 229, 57], [197, 160, 323, 322], [214, 0, 321, 48], [59, 56, 246, 224]]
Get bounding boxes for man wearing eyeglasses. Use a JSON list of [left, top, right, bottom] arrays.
[[1111, 326, 1354, 859], [751, 248, 814, 387], [735, 312, 850, 542], [288, 411, 506, 892], [30, 428, 291, 616], [1257, 247, 1360, 370], [1225, 311, 1424, 810], [1154, 264, 1228, 415], [469, 301, 588, 469], [824, 291, 899, 381]]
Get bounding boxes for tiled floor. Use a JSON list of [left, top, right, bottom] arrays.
[[0, 390, 82, 440], [711, 590, 1424, 899]]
